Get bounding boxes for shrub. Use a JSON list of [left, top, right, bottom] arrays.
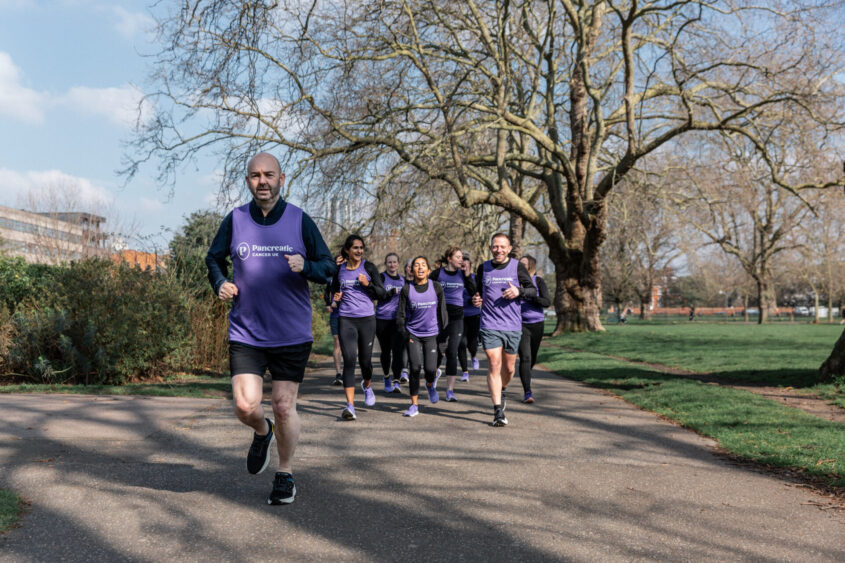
[[0, 256, 55, 313], [5, 259, 189, 384]]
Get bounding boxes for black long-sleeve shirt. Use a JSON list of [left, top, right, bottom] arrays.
[[205, 198, 335, 295], [527, 276, 552, 308], [475, 258, 537, 300], [330, 261, 388, 301]]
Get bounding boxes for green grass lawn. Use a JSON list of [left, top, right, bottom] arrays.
[[539, 347, 845, 487], [540, 320, 845, 487], [0, 374, 232, 399], [0, 489, 23, 534], [547, 321, 843, 388]]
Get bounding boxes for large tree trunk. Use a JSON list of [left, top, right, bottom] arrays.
[[550, 252, 605, 334], [819, 327, 845, 381], [755, 277, 775, 325], [549, 204, 606, 334], [828, 293, 834, 324]]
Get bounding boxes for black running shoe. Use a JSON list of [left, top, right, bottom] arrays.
[[492, 407, 508, 427], [247, 418, 275, 475], [332, 374, 343, 386], [267, 472, 296, 505]]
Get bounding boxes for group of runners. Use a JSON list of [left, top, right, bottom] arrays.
[[206, 153, 551, 505], [324, 237, 551, 424]]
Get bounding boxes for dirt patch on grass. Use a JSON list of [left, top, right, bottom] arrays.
[[552, 344, 845, 424]]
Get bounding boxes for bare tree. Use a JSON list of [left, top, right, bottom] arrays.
[[610, 172, 681, 319], [128, 0, 845, 332], [792, 188, 845, 323], [675, 130, 819, 323]]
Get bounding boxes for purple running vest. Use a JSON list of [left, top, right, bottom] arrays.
[[337, 262, 375, 318], [437, 268, 465, 306], [406, 282, 439, 338], [376, 273, 405, 320], [521, 275, 546, 324], [480, 258, 522, 332], [228, 202, 311, 347], [463, 273, 481, 317]]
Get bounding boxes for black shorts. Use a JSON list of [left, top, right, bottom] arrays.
[[229, 341, 312, 383]]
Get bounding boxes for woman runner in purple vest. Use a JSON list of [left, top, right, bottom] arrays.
[[375, 253, 406, 394], [330, 235, 387, 420], [397, 257, 415, 383], [517, 254, 551, 404], [396, 256, 449, 417], [472, 233, 537, 427], [324, 254, 345, 386], [430, 246, 476, 402], [458, 254, 481, 381]]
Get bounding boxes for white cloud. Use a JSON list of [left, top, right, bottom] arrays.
[[110, 6, 154, 38], [0, 52, 47, 123], [0, 51, 153, 128], [0, 168, 114, 209], [138, 196, 164, 212], [57, 84, 152, 127]]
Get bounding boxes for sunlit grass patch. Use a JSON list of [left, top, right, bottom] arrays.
[[539, 347, 845, 487]]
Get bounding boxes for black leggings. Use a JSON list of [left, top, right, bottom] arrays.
[[407, 334, 438, 396], [339, 315, 376, 388], [436, 317, 463, 376], [458, 314, 480, 371], [517, 321, 544, 393], [375, 318, 405, 380]]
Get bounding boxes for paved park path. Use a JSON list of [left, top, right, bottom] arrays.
[[1, 360, 843, 561]]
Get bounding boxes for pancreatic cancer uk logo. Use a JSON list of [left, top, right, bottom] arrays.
[[237, 242, 251, 261]]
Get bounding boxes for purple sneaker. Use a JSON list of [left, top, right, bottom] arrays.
[[403, 404, 419, 417], [460, 372, 469, 382], [523, 391, 535, 404], [384, 377, 395, 394], [445, 389, 457, 402], [362, 381, 376, 406], [427, 384, 439, 404], [341, 403, 356, 420], [472, 357, 479, 370]]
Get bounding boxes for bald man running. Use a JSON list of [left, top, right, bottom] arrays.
[[206, 152, 334, 504]]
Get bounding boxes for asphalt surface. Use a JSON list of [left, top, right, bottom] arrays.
[[0, 359, 843, 561]]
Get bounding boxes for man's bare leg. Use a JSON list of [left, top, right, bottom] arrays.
[[486, 346, 504, 406], [271, 380, 300, 473], [232, 373, 269, 434], [501, 351, 517, 396]]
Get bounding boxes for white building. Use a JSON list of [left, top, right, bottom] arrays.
[[0, 205, 106, 264]]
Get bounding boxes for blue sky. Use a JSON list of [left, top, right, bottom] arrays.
[[0, 0, 225, 249]]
